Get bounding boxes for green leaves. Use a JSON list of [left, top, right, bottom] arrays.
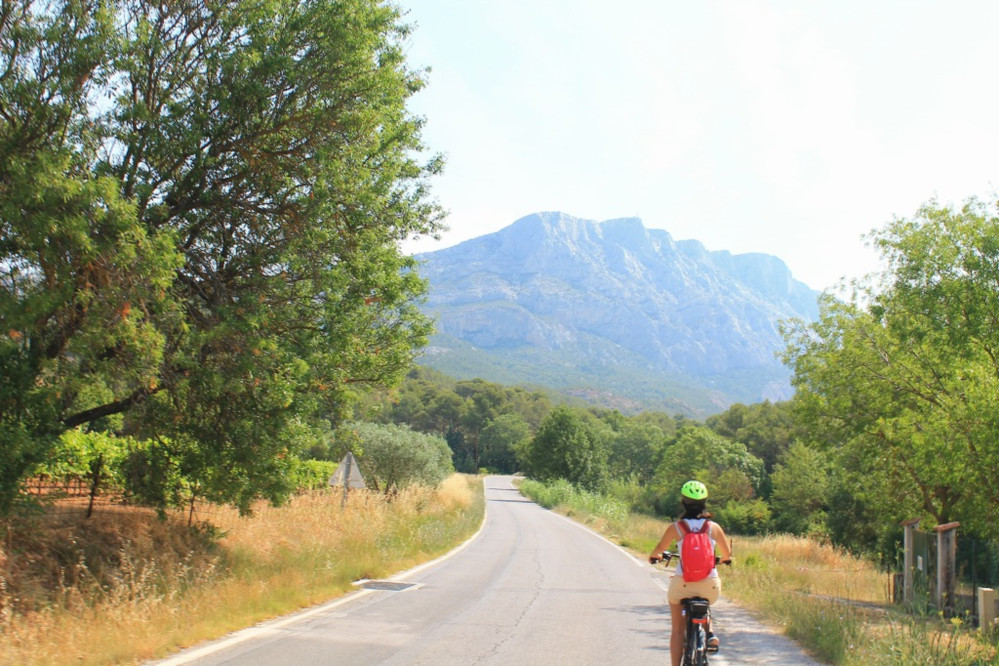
[[347, 421, 453, 493], [518, 406, 608, 491], [784, 197, 999, 540], [0, 0, 443, 515]]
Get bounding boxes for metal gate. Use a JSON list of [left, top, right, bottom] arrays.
[[957, 535, 999, 621], [911, 528, 937, 610]]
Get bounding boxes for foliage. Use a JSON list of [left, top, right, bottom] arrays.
[[714, 498, 772, 535], [347, 421, 454, 493], [706, 400, 798, 477], [770, 441, 831, 535], [0, 0, 443, 515], [478, 413, 529, 473], [289, 459, 339, 492], [652, 424, 765, 513], [519, 478, 629, 525], [605, 418, 666, 483], [360, 367, 553, 472], [783, 197, 999, 541], [516, 406, 608, 490]]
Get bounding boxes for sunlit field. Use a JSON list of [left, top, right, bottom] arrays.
[[0, 475, 484, 666]]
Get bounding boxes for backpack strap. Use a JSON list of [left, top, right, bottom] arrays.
[[677, 519, 691, 536]]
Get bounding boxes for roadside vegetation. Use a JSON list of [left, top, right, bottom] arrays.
[[4, 1, 999, 664], [0, 474, 483, 666], [520, 479, 998, 665]]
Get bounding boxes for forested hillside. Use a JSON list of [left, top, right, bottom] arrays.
[[360, 368, 846, 545]]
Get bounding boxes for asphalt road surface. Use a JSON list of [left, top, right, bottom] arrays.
[[154, 476, 820, 665]]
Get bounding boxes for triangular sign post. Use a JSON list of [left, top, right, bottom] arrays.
[[329, 452, 365, 507]]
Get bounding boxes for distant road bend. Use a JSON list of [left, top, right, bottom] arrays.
[[154, 476, 818, 665]]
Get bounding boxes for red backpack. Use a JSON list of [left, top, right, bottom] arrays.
[[678, 519, 715, 582]]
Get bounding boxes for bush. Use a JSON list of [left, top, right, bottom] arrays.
[[715, 498, 773, 535], [346, 422, 454, 492], [520, 478, 628, 525], [290, 459, 338, 491]]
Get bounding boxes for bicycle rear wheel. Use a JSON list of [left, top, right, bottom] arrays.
[[681, 622, 704, 665]]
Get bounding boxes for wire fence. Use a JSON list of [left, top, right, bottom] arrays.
[[19, 477, 343, 527], [903, 527, 999, 623], [957, 534, 999, 622]]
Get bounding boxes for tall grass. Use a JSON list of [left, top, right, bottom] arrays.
[[726, 535, 998, 664], [519, 478, 998, 665], [0, 474, 484, 666]]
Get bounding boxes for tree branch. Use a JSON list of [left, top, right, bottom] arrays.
[[62, 385, 163, 429]]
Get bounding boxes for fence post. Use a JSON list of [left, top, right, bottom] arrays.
[[980, 588, 996, 631], [935, 522, 960, 615], [901, 518, 921, 604]]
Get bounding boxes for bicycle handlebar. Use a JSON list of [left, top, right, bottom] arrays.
[[649, 551, 732, 566]]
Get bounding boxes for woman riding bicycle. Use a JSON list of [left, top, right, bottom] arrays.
[[649, 480, 732, 666]]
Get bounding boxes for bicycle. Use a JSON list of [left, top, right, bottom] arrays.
[[651, 551, 729, 666]]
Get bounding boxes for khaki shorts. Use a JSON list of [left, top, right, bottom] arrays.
[[667, 574, 721, 605]]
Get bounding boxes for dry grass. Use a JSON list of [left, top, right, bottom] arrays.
[[726, 533, 891, 604], [521, 479, 998, 665], [0, 474, 483, 665]]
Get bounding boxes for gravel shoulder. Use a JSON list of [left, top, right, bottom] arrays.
[[708, 597, 824, 665], [644, 568, 824, 665]]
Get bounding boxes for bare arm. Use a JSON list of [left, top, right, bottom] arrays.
[[712, 522, 733, 561], [649, 522, 680, 563]]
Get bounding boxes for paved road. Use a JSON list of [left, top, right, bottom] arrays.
[[154, 476, 820, 665]]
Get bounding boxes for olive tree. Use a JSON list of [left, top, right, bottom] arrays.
[[348, 422, 453, 493]]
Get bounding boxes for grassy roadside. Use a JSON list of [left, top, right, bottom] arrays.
[[519, 479, 998, 665], [0, 474, 485, 666]]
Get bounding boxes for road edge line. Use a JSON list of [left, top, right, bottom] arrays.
[[148, 475, 491, 665]]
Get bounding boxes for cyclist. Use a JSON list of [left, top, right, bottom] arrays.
[[649, 480, 732, 666]]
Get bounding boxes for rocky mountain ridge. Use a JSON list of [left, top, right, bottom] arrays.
[[414, 212, 819, 416]]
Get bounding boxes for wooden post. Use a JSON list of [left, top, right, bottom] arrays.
[[979, 588, 995, 632], [935, 522, 960, 614], [901, 518, 921, 604]]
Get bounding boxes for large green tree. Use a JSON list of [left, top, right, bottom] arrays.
[[479, 413, 529, 474], [769, 441, 830, 534], [518, 406, 607, 490], [0, 0, 443, 514], [783, 197, 999, 540]]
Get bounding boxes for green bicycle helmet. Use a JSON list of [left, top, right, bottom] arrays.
[[680, 480, 708, 501]]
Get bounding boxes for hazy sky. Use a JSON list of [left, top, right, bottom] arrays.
[[397, 1, 999, 292]]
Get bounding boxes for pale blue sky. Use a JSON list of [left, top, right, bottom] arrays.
[[398, 1, 999, 292]]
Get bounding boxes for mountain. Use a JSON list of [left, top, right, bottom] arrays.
[[414, 212, 820, 417]]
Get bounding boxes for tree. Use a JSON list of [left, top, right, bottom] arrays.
[[518, 406, 607, 490], [706, 401, 797, 476], [770, 441, 830, 534], [455, 379, 506, 470], [479, 413, 530, 474], [606, 419, 666, 483], [0, 0, 443, 515], [348, 422, 453, 493], [783, 197, 999, 540], [654, 425, 764, 496]]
